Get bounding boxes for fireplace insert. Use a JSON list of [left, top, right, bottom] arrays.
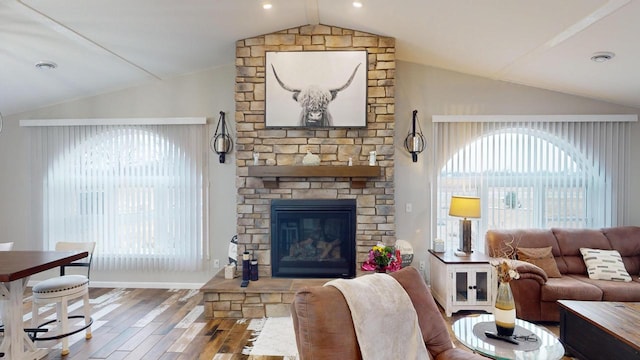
[[270, 199, 356, 278]]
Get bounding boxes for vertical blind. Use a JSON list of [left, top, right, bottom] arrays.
[[432, 115, 633, 253], [28, 123, 208, 271]]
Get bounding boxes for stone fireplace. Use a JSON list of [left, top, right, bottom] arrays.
[[202, 24, 396, 319], [235, 24, 396, 277]]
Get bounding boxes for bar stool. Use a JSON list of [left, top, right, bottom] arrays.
[[31, 242, 95, 356]]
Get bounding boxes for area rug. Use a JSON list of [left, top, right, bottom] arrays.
[[242, 316, 299, 359]]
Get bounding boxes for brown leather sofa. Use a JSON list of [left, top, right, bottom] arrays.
[[290, 266, 484, 360], [486, 226, 640, 322]]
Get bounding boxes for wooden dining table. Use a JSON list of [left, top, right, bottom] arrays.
[[0, 250, 88, 360]]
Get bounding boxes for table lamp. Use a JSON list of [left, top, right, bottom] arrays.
[[449, 196, 481, 253]]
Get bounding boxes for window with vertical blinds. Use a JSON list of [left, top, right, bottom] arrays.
[[432, 115, 634, 253], [26, 120, 208, 271]]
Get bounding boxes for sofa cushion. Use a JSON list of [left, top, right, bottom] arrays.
[[553, 228, 611, 274], [517, 246, 562, 278], [568, 274, 640, 301], [486, 229, 568, 273], [540, 277, 602, 302], [580, 248, 632, 282], [602, 226, 640, 275]]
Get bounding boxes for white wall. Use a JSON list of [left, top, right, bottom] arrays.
[[2, 64, 237, 286], [2, 60, 639, 286], [394, 61, 640, 280]]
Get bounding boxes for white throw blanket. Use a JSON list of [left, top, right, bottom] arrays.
[[325, 273, 429, 360]]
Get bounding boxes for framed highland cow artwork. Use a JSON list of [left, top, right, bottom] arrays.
[[265, 50, 367, 128]]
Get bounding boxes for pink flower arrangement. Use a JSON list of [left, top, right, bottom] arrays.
[[361, 243, 402, 272]]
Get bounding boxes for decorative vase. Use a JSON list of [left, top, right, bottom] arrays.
[[302, 150, 320, 166], [494, 281, 516, 336], [375, 265, 387, 273]]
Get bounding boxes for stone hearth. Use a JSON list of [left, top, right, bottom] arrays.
[[201, 271, 329, 319]]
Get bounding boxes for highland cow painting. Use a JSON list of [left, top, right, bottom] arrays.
[[265, 51, 367, 128]]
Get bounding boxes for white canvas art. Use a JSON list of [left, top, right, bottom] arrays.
[[265, 51, 367, 128]]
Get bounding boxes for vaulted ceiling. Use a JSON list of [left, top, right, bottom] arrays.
[[1, 0, 639, 116]]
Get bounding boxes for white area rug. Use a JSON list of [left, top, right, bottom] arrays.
[[242, 317, 299, 359]]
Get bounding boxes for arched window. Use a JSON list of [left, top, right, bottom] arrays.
[[433, 116, 632, 253], [27, 121, 207, 271]]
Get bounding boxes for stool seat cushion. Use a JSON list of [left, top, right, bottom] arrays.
[[33, 275, 89, 299]]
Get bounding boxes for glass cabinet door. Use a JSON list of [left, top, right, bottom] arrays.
[[455, 271, 469, 302], [453, 268, 491, 305], [475, 271, 488, 302]]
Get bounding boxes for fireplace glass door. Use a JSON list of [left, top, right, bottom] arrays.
[[271, 199, 356, 278]]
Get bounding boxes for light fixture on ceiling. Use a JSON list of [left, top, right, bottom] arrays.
[[353, 1, 363, 8], [591, 51, 615, 63], [35, 61, 57, 70], [262, 1, 272, 9]]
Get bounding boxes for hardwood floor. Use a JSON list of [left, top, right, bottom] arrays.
[[8, 287, 571, 359]]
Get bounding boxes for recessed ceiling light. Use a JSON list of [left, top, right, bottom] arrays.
[[353, 1, 363, 8], [590, 51, 615, 63], [262, 2, 272, 9], [35, 61, 57, 70]]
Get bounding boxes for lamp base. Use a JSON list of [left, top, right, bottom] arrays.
[[458, 219, 473, 253]]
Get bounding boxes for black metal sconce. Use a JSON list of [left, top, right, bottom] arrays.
[[210, 111, 233, 163], [403, 110, 426, 162]]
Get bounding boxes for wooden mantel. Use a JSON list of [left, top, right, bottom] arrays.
[[247, 165, 381, 189]]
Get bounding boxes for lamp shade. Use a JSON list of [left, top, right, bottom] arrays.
[[449, 196, 481, 219]]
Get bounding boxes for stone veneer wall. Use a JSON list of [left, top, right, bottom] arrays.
[[235, 24, 396, 276]]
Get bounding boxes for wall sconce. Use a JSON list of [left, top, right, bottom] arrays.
[[449, 196, 481, 254], [211, 111, 233, 163], [403, 110, 426, 162]]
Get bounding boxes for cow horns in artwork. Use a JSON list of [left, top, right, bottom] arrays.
[[271, 63, 362, 127]]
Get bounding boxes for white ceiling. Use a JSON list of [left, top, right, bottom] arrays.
[[1, 0, 639, 116]]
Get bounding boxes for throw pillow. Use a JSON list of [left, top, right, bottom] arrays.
[[516, 246, 562, 278], [579, 248, 631, 282]]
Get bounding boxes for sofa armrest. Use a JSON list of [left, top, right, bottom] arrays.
[[512, 259, 548, 285]]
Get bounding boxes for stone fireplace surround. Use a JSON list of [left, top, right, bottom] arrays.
[[202, 24, 396, 318]]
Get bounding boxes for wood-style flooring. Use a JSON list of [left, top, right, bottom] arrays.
[[7, 287, 571, 360]]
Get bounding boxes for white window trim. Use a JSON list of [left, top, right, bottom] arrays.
[[432, 114, 637, 123], [20, 117, 206, 127]]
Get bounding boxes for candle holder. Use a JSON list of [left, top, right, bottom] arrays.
[[241, 251, 250, 287], [210, 111, 233, 163], [403, 110, 426, 162]]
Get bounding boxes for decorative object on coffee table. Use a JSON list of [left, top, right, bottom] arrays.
[[492, 259, 519, 336], [494, 281, 516, 336]]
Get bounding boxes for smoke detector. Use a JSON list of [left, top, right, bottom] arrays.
[[590, 51, 615, 63], [35, 61, 57, 69]]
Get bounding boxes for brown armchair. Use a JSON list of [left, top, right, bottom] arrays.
[[290, 266, 483, 360]]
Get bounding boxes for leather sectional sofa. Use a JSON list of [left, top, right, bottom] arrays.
[[486, 226, 640, 322], [290, 266, 484, 360]]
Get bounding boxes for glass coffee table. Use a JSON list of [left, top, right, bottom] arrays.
[[452, 314, 565, 360]]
